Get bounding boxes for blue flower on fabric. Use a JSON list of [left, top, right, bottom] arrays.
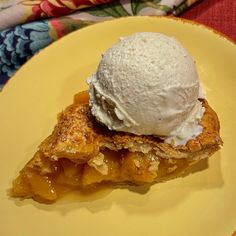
[[0, 20, 53, 89]]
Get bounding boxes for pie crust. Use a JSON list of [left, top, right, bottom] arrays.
[[11, 91, 222, 203]]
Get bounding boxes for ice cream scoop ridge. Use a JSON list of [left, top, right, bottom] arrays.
[[88, 32, 205, 146]]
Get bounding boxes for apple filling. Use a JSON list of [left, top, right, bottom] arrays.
[[11, 149, 192, 203]]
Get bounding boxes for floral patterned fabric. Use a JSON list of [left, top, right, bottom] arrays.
[[0, 0, 199, 89]]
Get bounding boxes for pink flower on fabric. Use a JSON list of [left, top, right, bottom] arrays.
[[25, 0, 113, 20]]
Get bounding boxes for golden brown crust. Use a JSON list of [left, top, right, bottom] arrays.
[[39, 93, 222, 162]]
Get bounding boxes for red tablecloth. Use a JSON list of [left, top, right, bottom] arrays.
[[182, 0, 236, 41]]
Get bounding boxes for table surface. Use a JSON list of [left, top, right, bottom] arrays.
[[182, 0, 236, 42]]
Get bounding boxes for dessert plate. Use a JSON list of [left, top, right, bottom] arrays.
[[0, 16, 236, 236]]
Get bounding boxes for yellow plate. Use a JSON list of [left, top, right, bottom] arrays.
[[1, 16, 236, 236]]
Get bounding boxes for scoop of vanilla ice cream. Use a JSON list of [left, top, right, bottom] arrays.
[[88, 32, 203, 143]]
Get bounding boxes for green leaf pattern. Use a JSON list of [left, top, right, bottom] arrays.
[[82, 0, 195, 19], [131, 0, 147, 15], [85, 2, 130, 18]]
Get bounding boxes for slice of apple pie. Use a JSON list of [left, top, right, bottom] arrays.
[[11, 91, 222, 203]]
